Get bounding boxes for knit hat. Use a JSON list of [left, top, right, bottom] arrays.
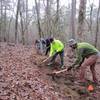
[[68, 39, 77, 46]]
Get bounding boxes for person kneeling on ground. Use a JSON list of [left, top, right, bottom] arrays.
[[67, 39, 100, 84], [47, 38, 64, 69]]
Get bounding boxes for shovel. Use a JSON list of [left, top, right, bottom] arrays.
[[38, 57, 51, 67]]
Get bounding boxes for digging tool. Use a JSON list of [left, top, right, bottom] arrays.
[[47, 66, 72, 75], [47, 68, 67, 76], [52, 68, 68, 74], [39, 56, 51, 65]]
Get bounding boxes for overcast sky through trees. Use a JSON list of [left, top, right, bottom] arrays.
[[28, 0, 99, 9]]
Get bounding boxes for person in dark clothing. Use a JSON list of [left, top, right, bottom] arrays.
[[35, 38, 46, 54], [35, 38, 51, 55], [45, 38, 51, 55]]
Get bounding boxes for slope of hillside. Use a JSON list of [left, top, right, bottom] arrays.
[[0, 43, 100, 100]]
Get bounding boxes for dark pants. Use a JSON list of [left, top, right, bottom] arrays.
[[50, 50, 64, 66], [45, 46, 50, 55]]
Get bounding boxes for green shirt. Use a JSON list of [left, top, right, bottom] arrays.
[[72, 42, 99, 67], [49, 39, 64, 57]]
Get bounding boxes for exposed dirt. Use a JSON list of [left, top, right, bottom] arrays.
[[0, 42, 100, 100]]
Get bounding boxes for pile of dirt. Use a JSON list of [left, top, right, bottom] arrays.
[[0, 43, 100, 100]]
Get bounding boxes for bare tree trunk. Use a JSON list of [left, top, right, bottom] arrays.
[[0, 0, 3, 42], [77, 0, 87, 41], [89, 3, 93, 33], [54, 0, 60, 36], [20, 0, 25, 45], [71, 0, 76, 39], [15, 0, 20, 44], [94, 0, 100, 47], [25, 0, 28, 44], [4, 4, 7, 42], [56, 0, 59, 23], [20, 11, 25, 45], [46, 0, 52, 36], [35, 0, 42, 38], [7, 17, 13, 43]]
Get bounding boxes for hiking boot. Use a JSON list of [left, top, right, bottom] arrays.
[[47, 62, 53, 66], [60, 65, 65, 69]]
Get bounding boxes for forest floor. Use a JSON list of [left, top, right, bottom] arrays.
[[0, 42, 100, 100]]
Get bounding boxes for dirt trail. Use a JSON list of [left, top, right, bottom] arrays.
[[0, 43, 100, 100]]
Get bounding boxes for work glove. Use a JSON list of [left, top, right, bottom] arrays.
[[56, 49, 61, 53]]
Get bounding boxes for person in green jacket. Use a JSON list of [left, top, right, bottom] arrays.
[[67, 39, 100, 84], [47, 38, 64, 69]]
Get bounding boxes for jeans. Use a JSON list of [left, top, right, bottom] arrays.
[[50, 50, 64, 66]]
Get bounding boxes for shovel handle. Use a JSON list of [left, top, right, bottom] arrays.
[[43, 57, 50, 62], [40, 57, 51, 64], [53, 68, 68, 74]]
